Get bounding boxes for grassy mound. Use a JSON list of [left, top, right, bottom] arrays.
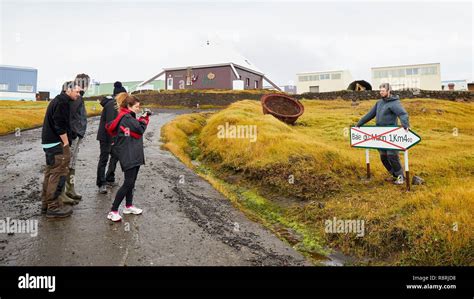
[[0, 100, 102, 135], [161, 98, 474, 265]]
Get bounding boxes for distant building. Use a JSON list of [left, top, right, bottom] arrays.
[[36, 91, 50, 101], [85, 80, 164, 97], [139, 42, 280, 91], [296, 70, 353, 93], [0, 65, 38, 101], [263, 85, 297, 94], [441, 79, 468, 91], [371, 63, 441, 90], [347, 80, 372, 91], [468, 82, 474, 92]]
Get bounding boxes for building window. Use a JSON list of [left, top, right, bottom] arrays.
[[309, 86, 319, 92], [18, 84, 33, 92], [0, 83, 8, 91], [246, 78, 250, 86], [421, 66, 437, 75], [254, 80, 259, 88], [320, 74, 330, 80], [406, 68, 419, 76], [331, 73, 341, 80], [393, 69, 405, 77]]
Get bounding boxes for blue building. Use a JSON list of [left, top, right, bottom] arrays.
[[0, 65, 38, 101]]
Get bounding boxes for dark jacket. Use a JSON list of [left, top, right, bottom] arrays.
[[97, 96, 118, 143], [356, 94, 410, 128], [69, 95, 87, 139], [41, 92, 72, 145], [105, 108, 149, 171]]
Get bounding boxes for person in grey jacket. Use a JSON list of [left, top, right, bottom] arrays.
[[63, 73, 90, 203], [356, 83, 410, 185]]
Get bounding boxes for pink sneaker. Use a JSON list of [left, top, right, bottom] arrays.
[[107, 211, 122, 222]]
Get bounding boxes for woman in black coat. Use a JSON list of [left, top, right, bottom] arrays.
[[105, 93, 150, 222]]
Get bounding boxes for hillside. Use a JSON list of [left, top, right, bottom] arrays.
[[161, 98, 474, 265]]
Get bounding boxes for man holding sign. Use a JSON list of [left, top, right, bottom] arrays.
[[355, 83, 410, 185]]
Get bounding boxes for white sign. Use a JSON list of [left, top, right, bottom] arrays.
[[350, 126, 421, 151]]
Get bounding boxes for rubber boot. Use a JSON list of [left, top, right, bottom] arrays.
[[46, 203, 73, 218], [66, 169, 82, 200], [46, 195, 73, 218], [59, 191, 77, 205]]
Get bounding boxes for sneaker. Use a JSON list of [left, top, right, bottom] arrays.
[[99, 185, 108, 194], [394, 175, 404, 185], [106, 181, 119, 187], [123, 205, 143, 215], [107, 211, 122, 222]]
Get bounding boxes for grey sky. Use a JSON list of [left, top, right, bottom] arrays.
[[1, 0, 472, 94]]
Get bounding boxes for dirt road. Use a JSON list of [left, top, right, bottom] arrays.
[[0, 110, 310, 266]]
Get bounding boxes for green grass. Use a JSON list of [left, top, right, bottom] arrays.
[[161, 98, 474, 265], [0, 100, 102, 135]]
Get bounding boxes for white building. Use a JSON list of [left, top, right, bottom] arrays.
[[441, 79, 468, 91], [371, 63, 441, 91], [296, 70, 353, 93]]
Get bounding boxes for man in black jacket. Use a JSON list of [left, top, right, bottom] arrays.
[[96, 81, 126, 194], [63, 73, 90, 203], [40, 81, 81, 218]]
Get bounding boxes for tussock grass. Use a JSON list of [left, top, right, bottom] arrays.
[[0, 100, 102, 135], [161, 98, 474, 265]]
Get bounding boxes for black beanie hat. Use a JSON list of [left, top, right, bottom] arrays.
[[113, 81, 127, 96]]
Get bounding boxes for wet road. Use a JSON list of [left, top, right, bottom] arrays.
[[0, 110, 310, 266]]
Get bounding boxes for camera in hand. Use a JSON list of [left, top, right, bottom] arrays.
[[142, 108, 152, 116]]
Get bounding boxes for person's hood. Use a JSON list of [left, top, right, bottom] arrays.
[[382, 94, 400, 102], [105, 107, 132, 137], [100, 95, 114, 107]]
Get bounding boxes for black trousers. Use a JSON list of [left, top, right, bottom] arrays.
[[111, 166, 140, 212], [96, 141, 119, 187], [378, 150, 404, 177]]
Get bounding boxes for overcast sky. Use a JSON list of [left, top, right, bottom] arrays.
[[1, 0, 472, 94]]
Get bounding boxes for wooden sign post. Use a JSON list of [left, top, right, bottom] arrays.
[[404, 150, 410, 191], [365, 149, 370, 179], [350, 126, 421, 191]]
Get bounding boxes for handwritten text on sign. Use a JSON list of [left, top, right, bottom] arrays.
[[350, 126, 421, 151]]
